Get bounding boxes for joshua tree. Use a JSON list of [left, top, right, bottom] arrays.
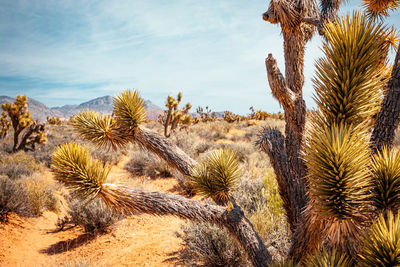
[[50, 2, 400, 267], [1, 95, 47, 152], [158, 92, 192, 137]]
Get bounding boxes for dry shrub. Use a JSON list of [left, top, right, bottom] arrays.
[[23, 176, 59, 216], [125, 150, 172, 178], [177, 173, 289, 266], [0, 176, 31, 221], [68, 198, 121, 234], [0, 152, 42, 179]]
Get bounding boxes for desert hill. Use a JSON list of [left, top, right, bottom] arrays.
[[0, 95, 163, 121]]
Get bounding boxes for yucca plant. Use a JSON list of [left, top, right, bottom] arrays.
[[359, 211, 400, 266], [190, 149, 241, 205], [371, 147, 400, 213], [362, 0, 400, 20], [306, 249, 354, 267]]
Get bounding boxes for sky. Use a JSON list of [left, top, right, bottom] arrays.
[[0, 1, 399, 114]]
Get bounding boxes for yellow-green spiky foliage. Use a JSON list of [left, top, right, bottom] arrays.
[[71, 89, 146, 150], [72, 110, 131, 150], [303, 12, 395, 258], [362, 0, 400, 20], [305, 249, 353, 267], [190, 149, 241, 205], [113, 89, 146, 132], [371, 147, 400, 213], [306, 121, 371, 221], [0, 111, 11, 139], [313, 12, 392, 126], [359, 211, 400, 266], [269, 259, 299, 267], [51, 143, 110, 199]]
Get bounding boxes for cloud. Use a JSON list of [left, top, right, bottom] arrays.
[[0, 0, 398, 113]]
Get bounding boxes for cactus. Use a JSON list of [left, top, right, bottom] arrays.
[[158, 92, 192, 137], [1, 95, 47, 152]]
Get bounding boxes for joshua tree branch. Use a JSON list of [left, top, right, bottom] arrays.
[[371, 45, 400, 150], [100, 184, 272, 267], [257, 128, 296, 232], [265, 54, 296, 111], [135, 126, 198, 177]]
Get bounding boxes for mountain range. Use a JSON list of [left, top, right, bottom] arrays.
[[0, 95, 163, 121]]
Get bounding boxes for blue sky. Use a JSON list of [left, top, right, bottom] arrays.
[[0, 1, 399, 114]]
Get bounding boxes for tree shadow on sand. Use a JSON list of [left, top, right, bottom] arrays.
[[39, 232, 101, 255]]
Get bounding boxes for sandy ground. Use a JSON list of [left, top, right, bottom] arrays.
[[0, 156, 186, 266]]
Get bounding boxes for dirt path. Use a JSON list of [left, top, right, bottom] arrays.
[[0, 156, 186, 266]]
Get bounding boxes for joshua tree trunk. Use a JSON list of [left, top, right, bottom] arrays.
[[261, 0, 344, 260], [136, 126, 197, 176], [371, 45, 400, 150], [93, 184, 273, 266]]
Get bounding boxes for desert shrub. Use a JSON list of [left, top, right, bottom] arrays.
[[0, 176, 31, 221], [89, 146, 123, 165], [177, 174, 289, 265], [212, 142, 253, 163], [0, 152, 41, 179], [23, 176, 59, 216], [177, 223, 247, 267], [68, 198, 121, 234], [125, 150, 172, 178]]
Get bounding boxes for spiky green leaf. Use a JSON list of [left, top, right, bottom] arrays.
[[305, 117, 372, 221], [313, 12, 391, 126], [359, 211, 400, 266], [71, 110, 131, 150], [305, 249, 353, 267], [371, 147, 400, 212], [51, 143, 110, 199], [113, 89, 146, 131], [190, 149, 241, 204]]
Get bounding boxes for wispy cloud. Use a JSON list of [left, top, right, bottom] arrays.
[[0, 0, 399, 113]]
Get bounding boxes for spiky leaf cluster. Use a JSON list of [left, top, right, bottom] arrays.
[[0, 111, 11, 139], [371, 147, 400, 212], [313, 12, 392, 126], [305, 119, 371, 221], [51, 143, 110, 199], [306, 249, 353, 267], [113, 89, 146, 132], [359, 211, 400, 266], [362, 0, 400, 20], [190, 149, 241, 204], [72, 110, 131, 150]]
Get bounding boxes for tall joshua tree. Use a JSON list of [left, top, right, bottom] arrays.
[[50, 2, 400, 267]]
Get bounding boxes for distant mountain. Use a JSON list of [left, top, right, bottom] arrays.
[[0, 96, 63, 121], [0, 95, 163, 121]]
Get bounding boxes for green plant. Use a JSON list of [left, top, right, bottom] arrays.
[[1, 95, 47, 152]]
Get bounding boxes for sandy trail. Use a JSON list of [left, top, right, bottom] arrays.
[[0, 156, 186, 266]]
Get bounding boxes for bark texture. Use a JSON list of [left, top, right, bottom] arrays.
[[99, 184, 272, 267], [371, 46, 400, 150], [262, 0, 345, 261], [135, 126, 197, 176]]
